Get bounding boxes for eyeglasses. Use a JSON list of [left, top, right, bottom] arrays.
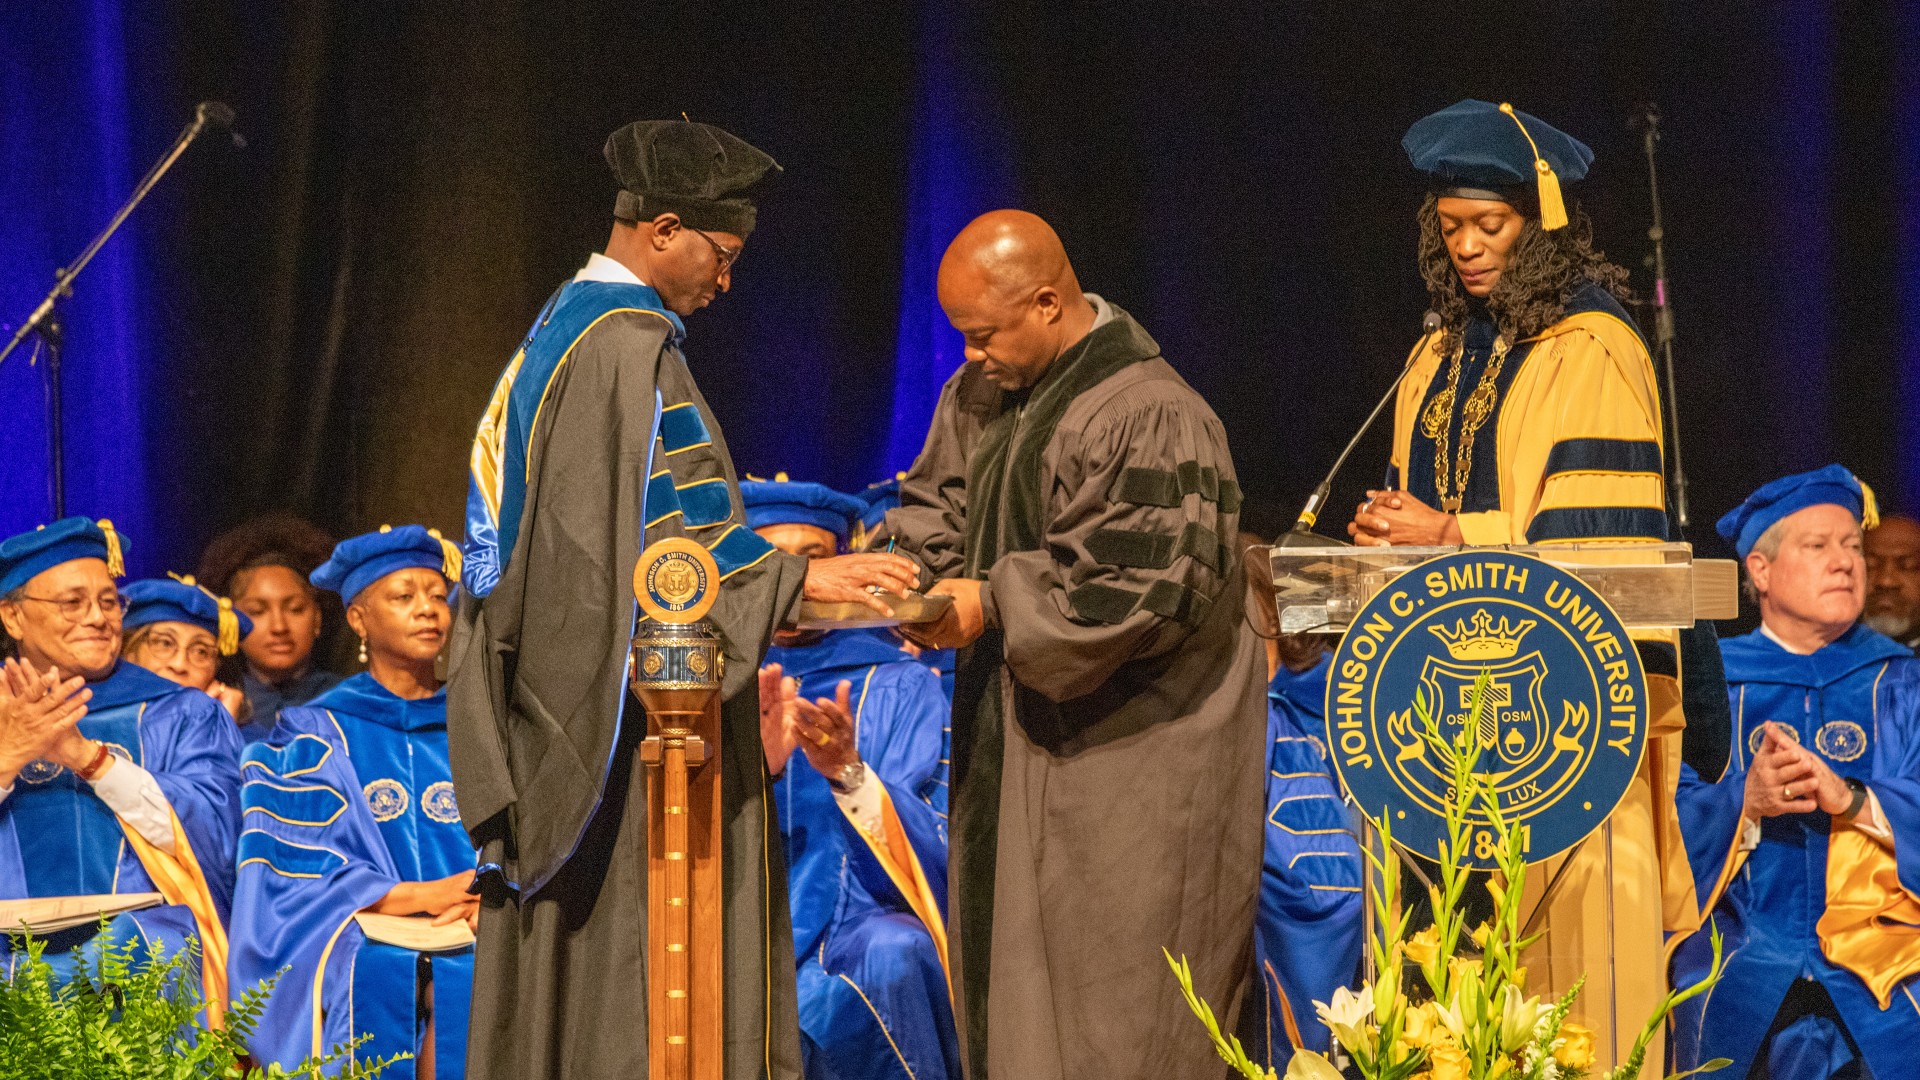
[[141, 631, 218, 667], [685, 226, 742, 274], [16, 591, 128, 623]]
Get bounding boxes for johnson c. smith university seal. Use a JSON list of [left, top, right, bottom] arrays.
[[1325, 549, 1647, 869]]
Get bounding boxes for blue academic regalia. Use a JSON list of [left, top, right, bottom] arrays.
[[0, 662, 240, 985], [1673, 624, 1920, 1079], [238, 668, 343, 744], [1255, 658, 1364, 1067], [229, 673, 474, 1078], [764, 628, 959, 1080]]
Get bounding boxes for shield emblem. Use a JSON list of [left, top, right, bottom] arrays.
[[1418, 651, 1550, 767]]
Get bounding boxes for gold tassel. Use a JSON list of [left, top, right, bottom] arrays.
[[217, 597, 240, 656], [427, 527, 462, 581], [1499, 103, 1567, 231], [1862, 480, 1882, 531], [97, 519, 124, 577]]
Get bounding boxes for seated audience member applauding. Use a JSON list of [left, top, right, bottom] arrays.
[[122, 575, 251, 724], [196, 514, 342, 738], [0, 518, 240, 1009], [1673, 467, 1920, 1079], [748, 478, 959, 1080], [229, 525, 476, 1078]]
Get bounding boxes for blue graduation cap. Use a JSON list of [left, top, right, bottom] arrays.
[[0, 516, 129, 595], [1715, 464, 1879, 559], [741, 474, 865, 548], [124, 574, 254, 656], [1403, 99, 1592, 230], [311, 525, 462, 602]]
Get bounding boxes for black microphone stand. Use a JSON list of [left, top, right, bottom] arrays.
[[0, 101, 238, 518], [1640, 104, 1691, 535], [1276, 313, 1443, 548]]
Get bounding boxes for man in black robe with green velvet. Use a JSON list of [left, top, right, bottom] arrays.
[[897, 210, 1266, 1080], [449, 119, 919, 1080]]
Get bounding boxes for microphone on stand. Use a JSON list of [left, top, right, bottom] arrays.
[[196, 100, 246, 148], [1275, 309, 1443, 548]]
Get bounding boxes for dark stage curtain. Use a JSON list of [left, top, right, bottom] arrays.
[[4, 2, 1920, 578]]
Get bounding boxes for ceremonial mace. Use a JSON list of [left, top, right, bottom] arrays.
[[628, 538, 728, 1080], [0, 101, 242, 519]]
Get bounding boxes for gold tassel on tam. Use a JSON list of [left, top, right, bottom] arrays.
[[96, 519, 124, 577], [1500, 103, 1567, 230], [217, 598, 240, 656], [427, 527, 463, 581], [1862, 480, 1882, 530]]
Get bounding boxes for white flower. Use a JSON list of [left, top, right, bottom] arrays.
[[1313, 984, 1374, 1031], [1283, 1050, 1345, 1080], [1497, 985, 1548, 1053], [1312, 985, 1377, 1058]]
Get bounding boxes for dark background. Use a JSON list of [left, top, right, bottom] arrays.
[[5, 1, 1919, 580]]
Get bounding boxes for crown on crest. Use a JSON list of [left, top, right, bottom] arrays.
[[1428, 609, 1535, 661]]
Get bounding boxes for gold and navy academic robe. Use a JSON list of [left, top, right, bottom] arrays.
[[1387, 283, 1698, 1069], [1673, 625, 1920, 1079], [450, 277, 808, 1080], [1253, 659, 1363, 1070], [891, 297, 1266, 1080], [764, 628, 958, 1080], [0, 662, 239, 1008], [229, 674, 474, 1079]]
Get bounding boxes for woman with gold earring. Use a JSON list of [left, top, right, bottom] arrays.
[[1342, 101, 1704, 1073], [226, 525, 478, 1077]]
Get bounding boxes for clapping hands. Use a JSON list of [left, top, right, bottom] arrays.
[[0, 658, 92, 789]]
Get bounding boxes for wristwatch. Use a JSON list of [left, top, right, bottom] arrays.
[[1841, 776, 1868, 821], [828, 761, 867, 795]]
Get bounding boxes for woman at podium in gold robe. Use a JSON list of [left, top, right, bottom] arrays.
[[1347, 100, 1701, 1071]]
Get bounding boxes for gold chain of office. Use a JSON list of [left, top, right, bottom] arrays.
[[1420, 339, 1511, 514]]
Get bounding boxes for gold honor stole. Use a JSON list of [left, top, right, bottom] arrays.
[[118, 812, 230, 1026]]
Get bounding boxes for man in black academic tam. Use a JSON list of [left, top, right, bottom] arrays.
[[452, 117, 916, 1080], [605, 118, 781, 239]]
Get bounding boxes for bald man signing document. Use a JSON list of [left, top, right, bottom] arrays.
[[895, 211, 1264, 1080]]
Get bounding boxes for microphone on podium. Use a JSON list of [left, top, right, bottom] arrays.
[[1275, 309, 1443, 548]]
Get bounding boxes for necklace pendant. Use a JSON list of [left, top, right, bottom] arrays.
[[1441, 496, 1462, 514]]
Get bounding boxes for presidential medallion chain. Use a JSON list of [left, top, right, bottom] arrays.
[[1420, 339, 1510, 513]]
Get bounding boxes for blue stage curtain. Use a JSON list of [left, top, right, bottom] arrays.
[[882, 0, 1017, 475], [0, 0, 172, 568]]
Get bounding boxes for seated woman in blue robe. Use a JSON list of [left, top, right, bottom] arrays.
[[122, 574, 253, 727], [229, 525, 476, 1078], [1674, 466, 1920, 1080], [747, 477, 959, 1080], [1252, 635, 1364, 1070], [0, 518, 241, 1013]]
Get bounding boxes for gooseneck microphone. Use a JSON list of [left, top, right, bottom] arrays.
[[1276, 310, 1443, 548]]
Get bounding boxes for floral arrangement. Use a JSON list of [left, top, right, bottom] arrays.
[[1171, 674, 1728, 1080], [0, 928, 403, 1079]]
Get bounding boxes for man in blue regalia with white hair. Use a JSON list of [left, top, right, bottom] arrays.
[[746, 477, 959, 1080], [0, 517, 240, 1015], [1674, 465, 1920, 1079]]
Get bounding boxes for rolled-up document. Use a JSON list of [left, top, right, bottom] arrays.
[[0, 892, 164, 934], [352, 911, 476, 952]]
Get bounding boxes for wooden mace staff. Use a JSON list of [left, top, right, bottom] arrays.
[[629, 538, 727, 1080]]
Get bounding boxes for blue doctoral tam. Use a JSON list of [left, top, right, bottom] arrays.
[[0, 517, 129, 594], [741, 476, 865, 548], [1404, 99, 1592, 192], [124, 576, 253, 654], [311, 525, 460, 603], [1715, 464, 1876, 559]]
